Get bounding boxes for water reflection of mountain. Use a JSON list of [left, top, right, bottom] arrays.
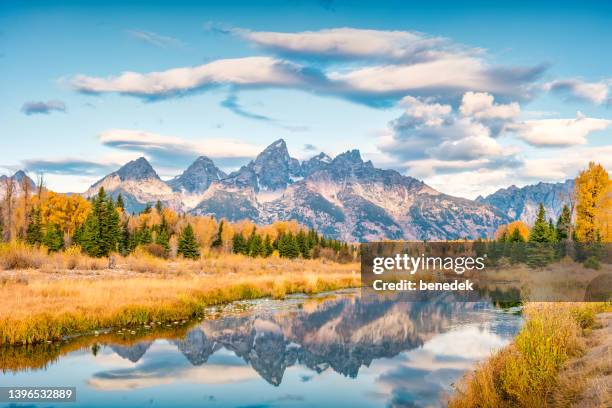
[[108, 294, 505, 386], [110, 342, 152, 363]]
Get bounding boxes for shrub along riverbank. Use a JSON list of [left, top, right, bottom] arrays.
[[449, 302, 612, 408], [0, 250, 359, 346]]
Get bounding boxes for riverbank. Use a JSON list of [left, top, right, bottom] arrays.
[[0, 254, 360, 346], [449, 302, 612, 408]]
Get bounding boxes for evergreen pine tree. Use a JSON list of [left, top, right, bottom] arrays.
[[548, 218, 557, 242], [263, 235, 274, 257], [155, 200, 163, 214], [284, 233, 300, 259], [43, 224, 64, 252], [26, 207, 43, 245], [119, 221, 131, 256], [556, 204, 572, 241], [155, 217, 170, 255], [138, 223, 153, 246], [527, 203, 554, 267], [211, 220, 224, 248], [296, 230, 310, 258], [529, 204, 552, 243], [177, 224, 200, 259], [248, 232, 263, 257], [508, 227, 525, 243], [277, 233, 287, 257], [81, 188, 121, 257], [116, 193, 125, 210], [232, 233, 247, 254]]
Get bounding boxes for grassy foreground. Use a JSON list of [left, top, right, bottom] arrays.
[[0, 248, 359, 345], [449, 302, 612, 408]]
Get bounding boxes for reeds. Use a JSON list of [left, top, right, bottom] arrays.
[[0, 248, 360, 345], [449, 302, 611, 408]]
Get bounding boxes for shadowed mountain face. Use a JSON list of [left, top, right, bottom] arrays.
[[79, 139, 511, 241], [104, 294, 512, 386], [223, 139, 302, 192], [0, 170, 36, 196], [167, 156, 226, 194], [477, 180, 574, 225]]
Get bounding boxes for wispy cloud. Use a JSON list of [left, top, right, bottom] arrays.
[[22, 157, 131, 175], [70, 57, 331, 99], [219, 94, 310, 132], [68, 27, 545, 105], [232, 27, 454, 63], [220, 94, 274, 122], [98, 129, 262, 168], [544, 78, 611, 105], [21, 100, 67, 115], [126, 29, 184, 48]]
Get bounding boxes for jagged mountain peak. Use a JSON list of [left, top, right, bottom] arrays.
[[302, 152, 333, 175], [224, 138, 302, 192], [0, 170, 36, 190], [115, 157, 159, 181], [333, 149, 363, 164], [168, 156, 226, 194]]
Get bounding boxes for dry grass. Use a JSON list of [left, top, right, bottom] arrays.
[[449, 302, 612, 408], [0, 245, 360, 345], [0, 242, 108, 271]]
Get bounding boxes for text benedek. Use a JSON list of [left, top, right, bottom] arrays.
[[372, 279, 474, 291]]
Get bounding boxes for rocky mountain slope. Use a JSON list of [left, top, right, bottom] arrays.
[[79, 139, 512, 240], [477, 180, 574, 225], [0, 170, 36, 196]]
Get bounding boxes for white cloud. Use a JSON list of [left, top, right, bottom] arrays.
[[127, 30, 184, 48], [521, 145, 612, 181], [329, 56, 539, 100], [423, 168, 516, 199], [98, 129, 262, 165], [512, 112, 611, 146], [380, 94, 518, 165], [460, 91, 520, 120], [69, 27, 544, 103], [544, 78, 611, 104], [398, 96, 452, 127], [235, 27, 454, 62], [70, 57, 323, 97]]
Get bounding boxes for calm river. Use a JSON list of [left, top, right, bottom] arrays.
[[0, 290, 522, 408]]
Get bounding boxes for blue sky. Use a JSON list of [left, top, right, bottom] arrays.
[[1, 0, 611, 198]]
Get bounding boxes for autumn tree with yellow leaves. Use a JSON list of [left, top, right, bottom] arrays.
[[574, 162, 612, 242]]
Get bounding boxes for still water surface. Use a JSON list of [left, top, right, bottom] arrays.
[[1, 290, 522, 408]]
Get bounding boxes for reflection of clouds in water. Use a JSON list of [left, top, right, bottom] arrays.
[[88, 353, 259, 390], [422, 325, 509, 360], [375, 323, 511, 408]]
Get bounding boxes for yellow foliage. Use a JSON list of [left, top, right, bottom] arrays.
[[595, 182, 612, 242], [494, 220, 530, 241], [37, 192, 91, 236], [575, 162, 611, 242]]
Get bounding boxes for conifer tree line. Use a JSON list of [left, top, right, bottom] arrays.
[[231, 225, 353, 260], [1, 182, 355, 262], [486, 162, 611, 267]]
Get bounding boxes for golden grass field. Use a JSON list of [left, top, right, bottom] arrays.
[[0, 242, 360, 345]]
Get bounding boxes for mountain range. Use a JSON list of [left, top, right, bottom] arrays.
[[82, 139, 512, 241], [477, 180, 574, 225], [1, 139, 575, 241]]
